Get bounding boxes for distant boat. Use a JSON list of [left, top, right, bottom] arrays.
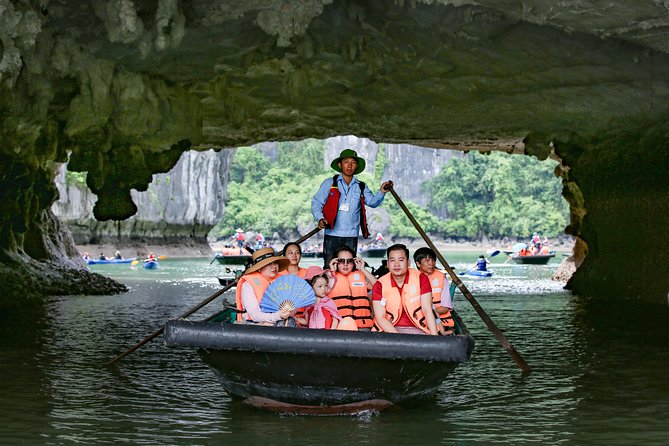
[[510, 253, 555, 265], [143, 260, 159, 269], [460, 269, 494, 278], [86, 257, 136, 265], [214, 247, 252, 265], [301, 250, 324, 258], [361, 245, 386, 258]]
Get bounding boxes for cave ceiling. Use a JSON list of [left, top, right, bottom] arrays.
[[1, 0, 669, 217]]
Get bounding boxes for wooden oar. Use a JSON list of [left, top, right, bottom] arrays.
[[107, 226, 322, 366], [388, 186, 531, 373]]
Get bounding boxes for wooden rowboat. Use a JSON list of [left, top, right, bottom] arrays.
[[163, 310, 474, 414]]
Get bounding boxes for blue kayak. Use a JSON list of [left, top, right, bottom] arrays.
[[143, 260, 159, 269], [86, 257, 136, 265], [459, 269, 493, 278]]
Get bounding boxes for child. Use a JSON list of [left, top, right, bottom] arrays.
[[298, 266, 357, 331]]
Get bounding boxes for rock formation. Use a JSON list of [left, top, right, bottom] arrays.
[[1, 0, 668, 306], [52, 148, 231, 254]]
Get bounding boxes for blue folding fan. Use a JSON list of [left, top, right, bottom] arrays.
[[260, 275, 316, 313]]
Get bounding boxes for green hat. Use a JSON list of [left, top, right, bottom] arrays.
[[330, 149, 366, 175]]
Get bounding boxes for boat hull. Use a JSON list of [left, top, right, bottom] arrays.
[[215, 255, 250, 265], [511, 254, 555, 265], [143, 260, 159, 269], [164, 320, 474, 407], [461, 269, 493, 278]]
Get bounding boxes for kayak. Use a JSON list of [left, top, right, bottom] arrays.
[[143, 260, 159, 269], [86, 257, 136, 265], [459, 269, 494, 278], [163, 308, 474, 414]]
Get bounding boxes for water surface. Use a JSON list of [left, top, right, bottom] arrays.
[[1, 254, 667, 445]]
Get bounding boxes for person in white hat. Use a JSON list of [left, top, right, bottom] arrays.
[[311, 148, 393, 266]]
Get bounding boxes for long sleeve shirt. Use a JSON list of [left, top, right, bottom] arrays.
[[241, 282, 282, 323], [311, 175, 386, 238]]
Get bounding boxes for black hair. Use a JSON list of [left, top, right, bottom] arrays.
[[328, 245, 357, 271], [308, 274, 329, 286], [386, 243, 409, 260], [282, 242, 302, 256], [413, 247, 436, 264]]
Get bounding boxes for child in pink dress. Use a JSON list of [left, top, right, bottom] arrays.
[[298, 266, 358, 330]]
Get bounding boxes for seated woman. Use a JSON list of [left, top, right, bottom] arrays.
[[279, 242, 308, 278], [327, 246, 378, 330], [234, 247, 293, 325]]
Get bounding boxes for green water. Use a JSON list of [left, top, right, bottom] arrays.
[[1, 254, 668, 445]]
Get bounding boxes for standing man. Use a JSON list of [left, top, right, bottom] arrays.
[[311, 149, 393, 266]]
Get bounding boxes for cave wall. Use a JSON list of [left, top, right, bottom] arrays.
[[2, 0, 669, 304]]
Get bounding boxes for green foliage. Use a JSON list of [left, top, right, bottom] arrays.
[[65, 171, 87, 187], [424, 151, 568, 238], [213, 142, 568, 241]]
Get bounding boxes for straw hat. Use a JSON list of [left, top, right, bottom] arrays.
[[330, 149, 365, 174], [236, 228, 244, 233], [244, 248, 290, 274]]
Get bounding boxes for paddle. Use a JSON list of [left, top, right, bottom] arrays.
[[107, 226, 322, 366], [387, 186, 531, 373]]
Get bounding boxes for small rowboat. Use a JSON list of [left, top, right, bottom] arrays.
[[86, 257, 136, 265], [164, 309, 474, 414], [214, 247, 252, 265], [510, 253, 555, 265]]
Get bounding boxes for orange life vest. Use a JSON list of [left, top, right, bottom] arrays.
[[277, 267, 308, 279], [327, 271, 372, 329], [426, 270, 455, 330], [377, 269, 430, 334], [321, 175, 370, 239], [234, 272, 271, 322]]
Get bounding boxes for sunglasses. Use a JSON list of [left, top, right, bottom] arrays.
[[336, 258, 354, 265]]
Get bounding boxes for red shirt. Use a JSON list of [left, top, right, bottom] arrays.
[[372, 272, 431, 327]]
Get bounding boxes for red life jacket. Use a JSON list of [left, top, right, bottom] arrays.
[[322, 175, 370, 239]]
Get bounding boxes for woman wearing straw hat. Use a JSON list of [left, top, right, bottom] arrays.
[[235, 248, 292, 324]]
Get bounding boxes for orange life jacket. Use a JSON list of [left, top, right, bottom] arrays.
[[377, 269, 430, 334], [234, 272, 271, 322], [327, 271, 372, 328], [321, 175, 370, 239], [426, 270, 455, 330], [277, 267, 308, 279]]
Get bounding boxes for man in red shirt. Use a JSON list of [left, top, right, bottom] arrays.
[[371, 244, 438, 335]]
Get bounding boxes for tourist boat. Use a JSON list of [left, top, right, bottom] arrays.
[[86, 257, 136, 265], [143, 260, 159, 269], [163, 309, 474, 414], [510, 253, 555, 265], [361, 246, 386, 258], [214, 247, 252, 265], [300, 250, 324, 258]]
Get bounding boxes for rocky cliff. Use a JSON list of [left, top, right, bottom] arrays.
[[52, 149, 231, 253], [1, 0, 668, 305]]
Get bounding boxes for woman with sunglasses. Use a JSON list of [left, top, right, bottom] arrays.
[[326, 246, 377, 330]]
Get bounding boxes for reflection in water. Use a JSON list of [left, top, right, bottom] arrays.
[[0, 257, 668, 445]]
